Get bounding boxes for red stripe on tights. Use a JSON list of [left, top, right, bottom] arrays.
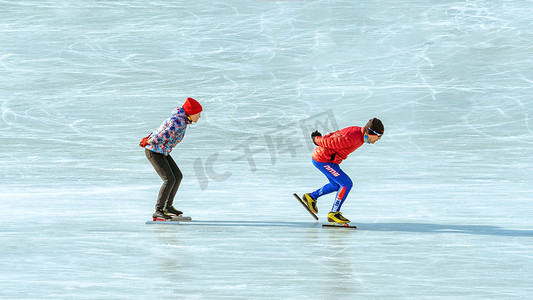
[[337, 187, 346, 200]]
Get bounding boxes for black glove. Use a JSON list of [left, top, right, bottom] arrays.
[[311, 130, 322, 146]]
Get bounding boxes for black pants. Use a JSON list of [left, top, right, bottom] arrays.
[[145, 149, 183, 210]]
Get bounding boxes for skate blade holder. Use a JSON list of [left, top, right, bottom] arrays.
[[332, 222, 349, 226], [151, 216, 192, 222]]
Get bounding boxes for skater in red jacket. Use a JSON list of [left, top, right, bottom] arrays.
[[303, 118, 384, 224]]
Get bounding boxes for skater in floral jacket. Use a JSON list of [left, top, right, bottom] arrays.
[[140, 97, 203, 220]]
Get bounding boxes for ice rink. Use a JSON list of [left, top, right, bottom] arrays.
[[1, 1, 533, 299]]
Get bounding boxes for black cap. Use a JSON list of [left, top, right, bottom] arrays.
[[365, 118, 384, 135]]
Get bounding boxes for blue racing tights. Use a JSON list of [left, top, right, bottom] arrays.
[[310, 159, 353, 212]]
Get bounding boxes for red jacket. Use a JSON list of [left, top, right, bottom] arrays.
[[312, 126, 365, 164]]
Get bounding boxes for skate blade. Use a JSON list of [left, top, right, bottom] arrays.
[[322, 223, 357, 229], [171, 216, 192, 221]]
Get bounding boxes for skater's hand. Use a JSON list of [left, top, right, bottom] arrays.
[[311, 130, 322, 146], [139, 136, 150, 147]]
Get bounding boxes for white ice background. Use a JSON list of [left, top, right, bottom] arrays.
[[1, 1, 533, 299]]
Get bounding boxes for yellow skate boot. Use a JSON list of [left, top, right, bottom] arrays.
[[327, 211, 350, 224], [303, 193, 318, 214]]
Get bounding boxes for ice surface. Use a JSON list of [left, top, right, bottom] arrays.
[[1, 1, 533, 299]]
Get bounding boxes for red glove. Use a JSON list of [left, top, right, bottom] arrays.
[[139, 135, 150, 147]]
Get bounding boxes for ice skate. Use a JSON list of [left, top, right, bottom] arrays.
[[164, 206, 183, 216], [152, 208, 172, 221], [164, 206, 192, 221], [303, 193, 318, 214], [327, 211, 350, 224], [292, 193, 319, 220]]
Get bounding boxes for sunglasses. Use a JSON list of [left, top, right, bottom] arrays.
[[368, 128, 383, 137]]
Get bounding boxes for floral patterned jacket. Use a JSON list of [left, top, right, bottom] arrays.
[[144, 107, 190, 156]]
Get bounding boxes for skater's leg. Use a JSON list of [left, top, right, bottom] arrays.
[[311, 179, 339, 199], [327, 164, 353, 212], [145, 149, 177, 210], [310, 159, 341, 199], [165, 154, 183, 208]]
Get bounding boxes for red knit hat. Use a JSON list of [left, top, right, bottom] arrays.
[[182, 97, 203, 115]]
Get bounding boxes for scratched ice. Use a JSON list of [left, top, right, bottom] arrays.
[[1, 1, 533, 299]]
